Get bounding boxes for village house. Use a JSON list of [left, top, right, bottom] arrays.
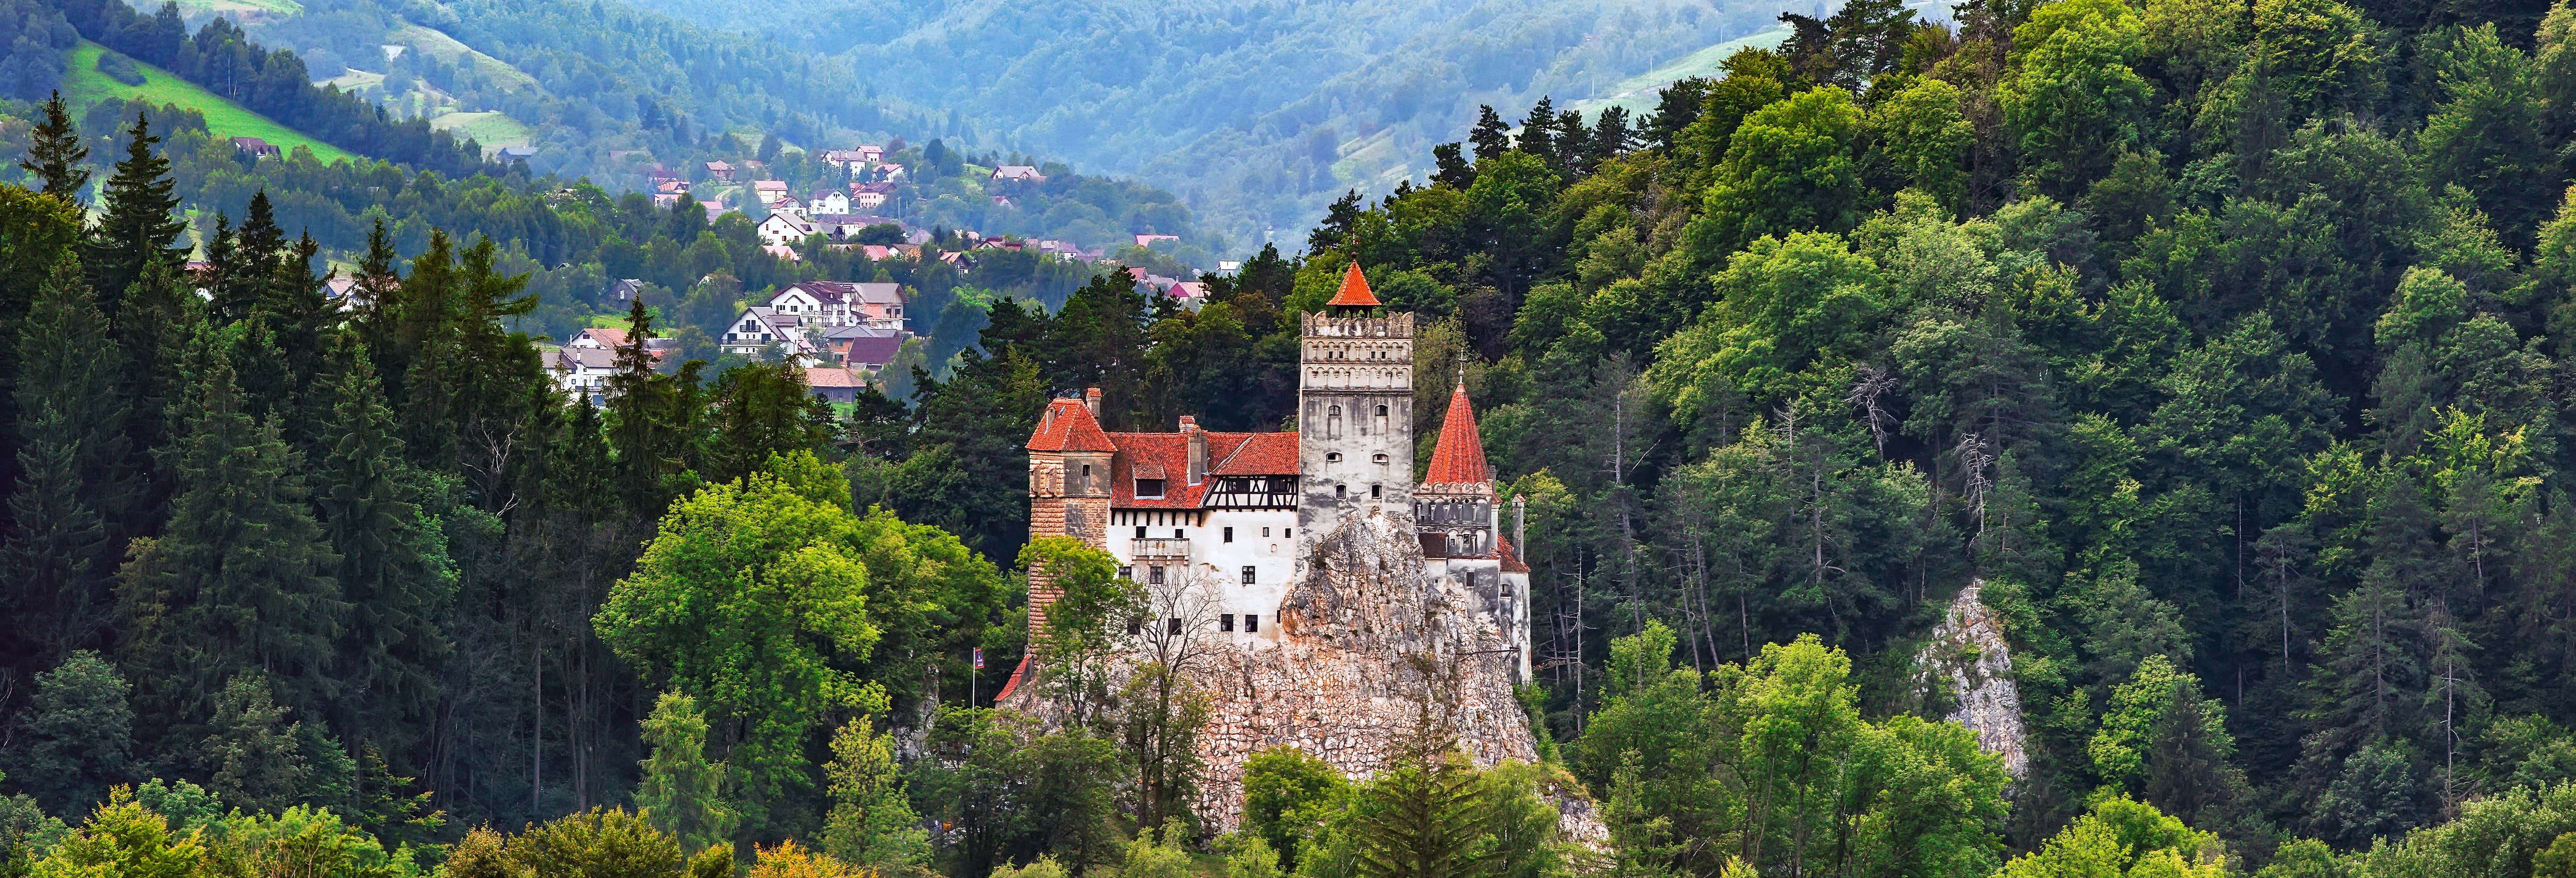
[[766, 280, 906, 329], [805, 367, 867, 404], [812, 214, 904, 240], [718, 307, 822, 363], [770, 194, 808, 219], [606, 278, 645, 303], [807, 191, 851, 214], [851, 190, 890, 211], [704, 160, 736, 182], [751, 179, 790, 204], [550, 346, 618, 403], [990, 165, 1045, 183], [824, 325, 907, 371], [1135, 234, 1179, 248], [1014, 264, 1530, 680], [758, 212, 818, 246]]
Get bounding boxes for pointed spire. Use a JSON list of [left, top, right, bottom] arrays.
[[1423, 380, 1491, 485], [1326, 261, 1380, 307]]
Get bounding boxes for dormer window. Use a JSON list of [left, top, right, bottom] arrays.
[[1135, 478, 1166, 498]]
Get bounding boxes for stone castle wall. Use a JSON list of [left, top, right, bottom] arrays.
[[1004, 504, 1557, 832]]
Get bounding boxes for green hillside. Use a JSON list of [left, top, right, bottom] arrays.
[[61, 40, 357, 165]]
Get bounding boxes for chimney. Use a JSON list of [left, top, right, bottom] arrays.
[[1181, 416, 1206, 485], [1083, 387, 1102, 418]]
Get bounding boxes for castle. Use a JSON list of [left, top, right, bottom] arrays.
[[1013, 263, 1532, 680], [997, 264, 1571, 829]]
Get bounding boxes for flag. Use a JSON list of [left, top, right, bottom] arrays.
[[973, 648, 984, 669]]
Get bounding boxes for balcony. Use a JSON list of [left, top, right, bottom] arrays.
[[1131, 538, 1190, 559]]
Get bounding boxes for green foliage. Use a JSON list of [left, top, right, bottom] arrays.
[[1242, 747, 1349, 873], [1995, 795, 2227, 878], [596, 453, 884, 833], [1, 651, 133, 818], [634, 692, 738, 857], [820, 715, 930, 871]]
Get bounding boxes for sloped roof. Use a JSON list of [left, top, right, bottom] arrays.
[[806, 367, 866, 388], [1499, 536, 1529, 573], [1210, 432, 1298, 475], [1327, 262, 1380, 307], [1028, 397, 1116, 453], [1422, 380, 1491, 485]]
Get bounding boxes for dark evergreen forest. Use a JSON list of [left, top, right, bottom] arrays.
[[13, 0, 2576, 873]]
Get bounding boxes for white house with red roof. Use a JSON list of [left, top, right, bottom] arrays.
[[1019, 263, 1531, 680]]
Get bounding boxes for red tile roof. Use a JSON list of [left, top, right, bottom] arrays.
[[1423, 380, 1491, 485], [1027, 398, 1116, 453], [1499, 536, 1529, 573], [805, 367, 865, 389], [1211, 432, 1299, 475], [1327, 262, 1380, 307]]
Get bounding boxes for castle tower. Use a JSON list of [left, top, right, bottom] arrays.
[[1025, 388, 1115, 638], [1297, 263, 1414, 540]]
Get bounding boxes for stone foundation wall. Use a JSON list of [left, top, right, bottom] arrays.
[[1005, 504, 1557, 831]]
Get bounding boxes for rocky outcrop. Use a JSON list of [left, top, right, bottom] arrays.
[[1005, 505, 1599, 840], [1916, 581, 2029, 778]]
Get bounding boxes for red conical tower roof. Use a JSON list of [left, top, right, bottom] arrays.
[[1423, 378, 1492, 485], [1326, 262, 1380, 307]]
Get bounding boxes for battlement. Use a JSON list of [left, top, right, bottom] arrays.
[[1301, 311, 1415, 339]]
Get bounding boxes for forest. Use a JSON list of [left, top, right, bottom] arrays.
[[14, 0, 2576, 871]]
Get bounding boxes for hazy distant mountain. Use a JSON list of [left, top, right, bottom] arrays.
[[620, 0, 1802, 250]]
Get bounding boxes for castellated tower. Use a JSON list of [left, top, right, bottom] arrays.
[[1024, 388, 1115, 637], [1297, 263, 1414, 540]]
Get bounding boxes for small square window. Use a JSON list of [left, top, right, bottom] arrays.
[[1371, 484, 1382, 498], [1118, 566, 1132, 580], [1241, 566, 1256, 584], [1127, 618, 1142, 636], [1167, 617, 1182, 635], [1243, 614, 1259, 632], [1220, 614, 1235, 632], [1224, 527, 1234, 543], [1262, 527, 1272, 537], [1135, 526, 1147, 539], [1149, 566, 1165, 584]]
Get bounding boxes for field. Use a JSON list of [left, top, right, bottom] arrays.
[[432, 111, 534, 149], [61, 41, 358, 165], [1569, 26, 1793, 119]]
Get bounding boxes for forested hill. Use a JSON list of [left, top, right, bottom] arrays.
[[622, 0, 1807, 246], [20, 0, 2576, 873]]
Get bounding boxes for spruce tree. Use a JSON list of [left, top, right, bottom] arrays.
[[635, 692, 737, 857], [5, 254, 135, 659], [115, 341, 344, 722], [605, 299, 706, 516], [109, 261, 200, 533], [707, 360, 833, 484], [83, 114, 187, 320], [19, 92, 88, 202], [311, 333, 453, 748], [0, 651, 134, 816]]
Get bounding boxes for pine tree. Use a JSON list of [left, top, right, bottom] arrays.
[[635, 692, 737, 856], [310, 333, 454, 748], [707, 360, 834, 484], [115, 342, 344, 722], [83, 114, 187, 320], [605, 299, 706, 516], [108, 261, 199, 533], [1470, 105, 1512, 162], [821, 715, 930, 870], [19, 92, 88, 202], [5, 254, 135, 659]]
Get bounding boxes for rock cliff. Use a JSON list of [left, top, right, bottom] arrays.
[[1915, 581, 2030, 778], [1006, 505, 1593, 838]]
